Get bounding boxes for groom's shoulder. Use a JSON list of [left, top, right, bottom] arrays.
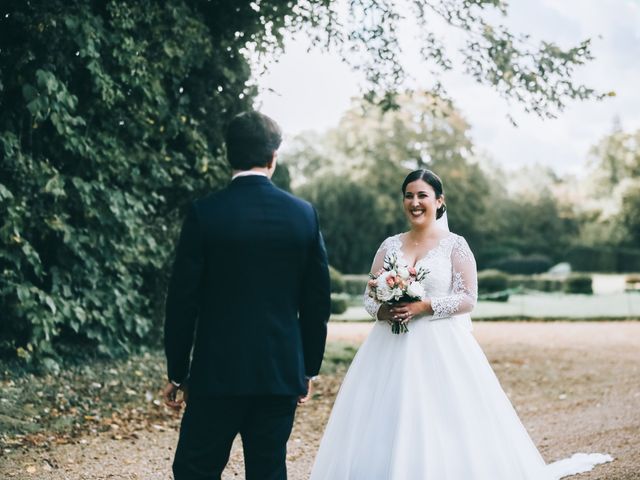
[[275, 187, 314, 212], [192, 188, 230, 209], [193, 184, 315, 215]]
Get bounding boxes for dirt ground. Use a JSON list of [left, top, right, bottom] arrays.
[[1, 321, 639, 479]]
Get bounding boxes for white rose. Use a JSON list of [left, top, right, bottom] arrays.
[[397, 266, 410, 280], [392, 287, 404, 300], [375, 272, 395, 302], [377, 271, 390, 285], [407, 281, 425, 300], [376, 283, 395, 302]]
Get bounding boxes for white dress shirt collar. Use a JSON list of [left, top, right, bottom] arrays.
[[232, 171, 269, 180]]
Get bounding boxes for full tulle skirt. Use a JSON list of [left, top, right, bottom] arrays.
[[309, 318, 612, 479]]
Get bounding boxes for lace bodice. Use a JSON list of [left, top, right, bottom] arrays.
[[364, 232, 478, 320]]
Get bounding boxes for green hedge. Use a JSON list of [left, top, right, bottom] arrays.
[[329, 266, 346, 294], [330, 293, 349, 315], [477, 269, 509, 294], [342, 274, 369, 296], [507, 275, 564, 293], [564, 274, 593, 294]]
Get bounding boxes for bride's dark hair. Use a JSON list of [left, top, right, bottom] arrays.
[[401, 169, 447, 219]]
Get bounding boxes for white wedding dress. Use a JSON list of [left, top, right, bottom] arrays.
[[310, 232, 612, 480]]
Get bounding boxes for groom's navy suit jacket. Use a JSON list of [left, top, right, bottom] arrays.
[[164, 175, 330, 396]]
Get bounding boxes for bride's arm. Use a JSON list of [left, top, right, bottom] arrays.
[[363, 238, 393, 321], [429, 235, 478, 319]]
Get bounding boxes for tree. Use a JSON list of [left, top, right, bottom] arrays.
[[587, 120, 640, 194], [577, 122, 640, 248], [287, 92, 491, 271], [286, 0, 606, 119], [298, 175, 389, 273], [620, 182, 640, 247], [0, 0, 295, 358]]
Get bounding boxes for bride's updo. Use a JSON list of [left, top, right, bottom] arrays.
[[401, 169, 447, 219]]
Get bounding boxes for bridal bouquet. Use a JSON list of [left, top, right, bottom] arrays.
[[368, 252, 429, 334]]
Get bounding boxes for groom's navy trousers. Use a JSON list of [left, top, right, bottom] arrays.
[[165, 175, 331, 479], [173, 394, 297, 480]]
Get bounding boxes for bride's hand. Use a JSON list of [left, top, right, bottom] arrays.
[[390, 299, 431, 324], [377, 304, 395, 322]]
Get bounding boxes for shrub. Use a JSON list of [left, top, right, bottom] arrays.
[[329, 266, 346, 293], [342, 275, 370, 296], [507, 275, 564, 292], [564, 274, 593, 294], [330, 293, 349, 315], [477, 270, 508, 294]]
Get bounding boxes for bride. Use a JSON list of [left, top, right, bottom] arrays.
[[309, 169, 612, 479]]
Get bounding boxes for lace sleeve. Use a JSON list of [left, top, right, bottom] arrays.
[[431, 235, 478, 319], [363, 237, 393, 320]]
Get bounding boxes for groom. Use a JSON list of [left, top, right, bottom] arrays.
[[163, 111, 331, 479]]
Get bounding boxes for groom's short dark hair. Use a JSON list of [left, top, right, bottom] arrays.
[[225, 111, 282, 170]]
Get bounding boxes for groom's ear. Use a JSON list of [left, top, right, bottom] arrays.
[[267, 151, 278, 173]]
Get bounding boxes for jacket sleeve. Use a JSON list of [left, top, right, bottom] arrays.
[[430, 235, 478, 319], [299, 208, 331, 378], [164, 203, 205, 383]]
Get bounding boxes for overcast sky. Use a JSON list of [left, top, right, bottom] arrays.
[[255, 0, 640, 177]]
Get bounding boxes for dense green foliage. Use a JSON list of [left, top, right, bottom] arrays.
[[0, 0, 296, 358], [299, 174, 393, 273]]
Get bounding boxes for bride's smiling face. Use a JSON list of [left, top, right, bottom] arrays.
[[403, 179, 444, 227]]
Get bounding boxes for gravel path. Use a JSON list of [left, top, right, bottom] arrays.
[[1, 321, 638, 479]]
